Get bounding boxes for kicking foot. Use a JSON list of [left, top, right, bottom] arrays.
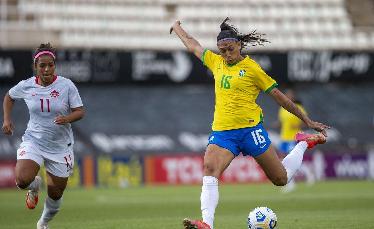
[[26, 176, 42, 209], [295, 132, 326, 149], [183, 218, 211, 229], [37, 220, 49, 229]]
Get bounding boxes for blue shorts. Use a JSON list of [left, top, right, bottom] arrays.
[[208, 123, 271, 157], [278, 141, 296, 154]]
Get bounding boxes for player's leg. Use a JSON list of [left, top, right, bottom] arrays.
[[201, 144, 235, 227], [37, 151, 73, 229], [37, 171, 68, 229], [254, 129, 326, 186], [240, 124, 288, 186], [280, 132, 326, 184], [254, 145, 289, 186], [184, 142, 236, 229], [15, 160, 40, 189], [278, 141, 297, 193], [15, 143, 43, 209], [203, 144, 235, 178], [256, 141, 319, 186]]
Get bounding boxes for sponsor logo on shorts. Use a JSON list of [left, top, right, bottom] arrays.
[[18, 150, 26, 157], [64, 154, 73, 173]]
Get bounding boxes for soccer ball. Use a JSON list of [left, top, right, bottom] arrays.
[[247, 207, 277, 229]]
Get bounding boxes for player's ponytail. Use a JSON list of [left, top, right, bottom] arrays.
[[217, 17, 270, 50]]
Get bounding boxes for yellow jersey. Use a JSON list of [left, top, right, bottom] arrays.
[[202, 49, 277, 131], [278, 104, 306, 141]]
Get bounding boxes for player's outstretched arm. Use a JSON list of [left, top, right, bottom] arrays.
[[170, 20, 204, 60], [268, 88, 330, 136], [2, 93, 15, 135]]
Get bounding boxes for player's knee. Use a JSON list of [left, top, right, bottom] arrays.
[[270, 175, 288, 186], [203, 162, 218, 176], [203, 163, 215, 175], [15, 176, 32, 189]]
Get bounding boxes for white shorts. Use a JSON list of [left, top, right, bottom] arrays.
[[17, 141, 74, 178]]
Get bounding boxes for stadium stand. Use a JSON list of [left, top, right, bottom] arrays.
[[0, 0, 373, 50]]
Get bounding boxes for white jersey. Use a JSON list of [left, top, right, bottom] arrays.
[[9, 76, 83, 154]]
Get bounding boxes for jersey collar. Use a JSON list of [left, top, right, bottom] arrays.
[[226, 55, 248, 67], [35, 75, 58, 87]]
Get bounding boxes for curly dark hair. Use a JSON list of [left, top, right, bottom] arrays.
[[218, 17, 270, 50]]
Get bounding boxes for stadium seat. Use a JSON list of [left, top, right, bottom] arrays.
[[0, 0, 371, 50]]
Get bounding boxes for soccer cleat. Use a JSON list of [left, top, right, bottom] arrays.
[[37, 220, 49, 229], [26, 190, 39, 209], [295, 132, 326, 149], [183, 218, 211, 229], [26, 176, 42, 209]]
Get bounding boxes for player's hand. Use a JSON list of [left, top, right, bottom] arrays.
[[2, 120, 14, 135], [54, 115, 69, 125], [307, 120, 330, 137], [170, 20, 181, 34]]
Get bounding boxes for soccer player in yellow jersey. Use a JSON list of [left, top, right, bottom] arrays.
[[278, 89, 306, 153], [277, 89, 308, 192], [170, 18, 330, 229]]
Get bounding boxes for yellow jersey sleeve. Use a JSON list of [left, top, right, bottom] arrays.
[[251, 61, 278, 93], [201, 49, 221, 72]]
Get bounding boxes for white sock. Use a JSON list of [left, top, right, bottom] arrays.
[[282, 141, 308, 183], [39, 196, 62, 224], [26, 176, 41, 191], [281, 179, 296, 193], [201, 176, 219, 229]]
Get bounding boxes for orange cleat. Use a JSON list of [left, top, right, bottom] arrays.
[[183, 218, 211, 229], [26, 190, 39, 209], [25, 176, 41, 210], [295, 132, 326, 149]]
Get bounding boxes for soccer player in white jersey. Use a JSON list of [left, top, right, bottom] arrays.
[[2, 43, 85, 229]]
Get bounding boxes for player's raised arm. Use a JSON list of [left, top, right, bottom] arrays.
[[268, 87, 330, 136], [170, 20, 204, 60], [2, 92, 15, 135]]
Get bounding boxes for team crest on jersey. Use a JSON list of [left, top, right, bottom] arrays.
[[239, 69, 246, 77], [50, 90, 59, 98]]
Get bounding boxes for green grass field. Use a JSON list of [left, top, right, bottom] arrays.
[[0, 181, 373, 229]]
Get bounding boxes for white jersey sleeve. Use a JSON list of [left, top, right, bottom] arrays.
[[8, 80, 27, 100], [68, 80, 83, 108]]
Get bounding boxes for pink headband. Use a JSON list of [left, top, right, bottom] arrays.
[[34, 51, 56, 63]]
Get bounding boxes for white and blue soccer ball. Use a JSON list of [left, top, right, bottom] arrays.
[[247, 207, 277, 229]]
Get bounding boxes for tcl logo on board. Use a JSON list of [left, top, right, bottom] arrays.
[[146, 155, 268, 185], [163, 157, 203, 184]]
